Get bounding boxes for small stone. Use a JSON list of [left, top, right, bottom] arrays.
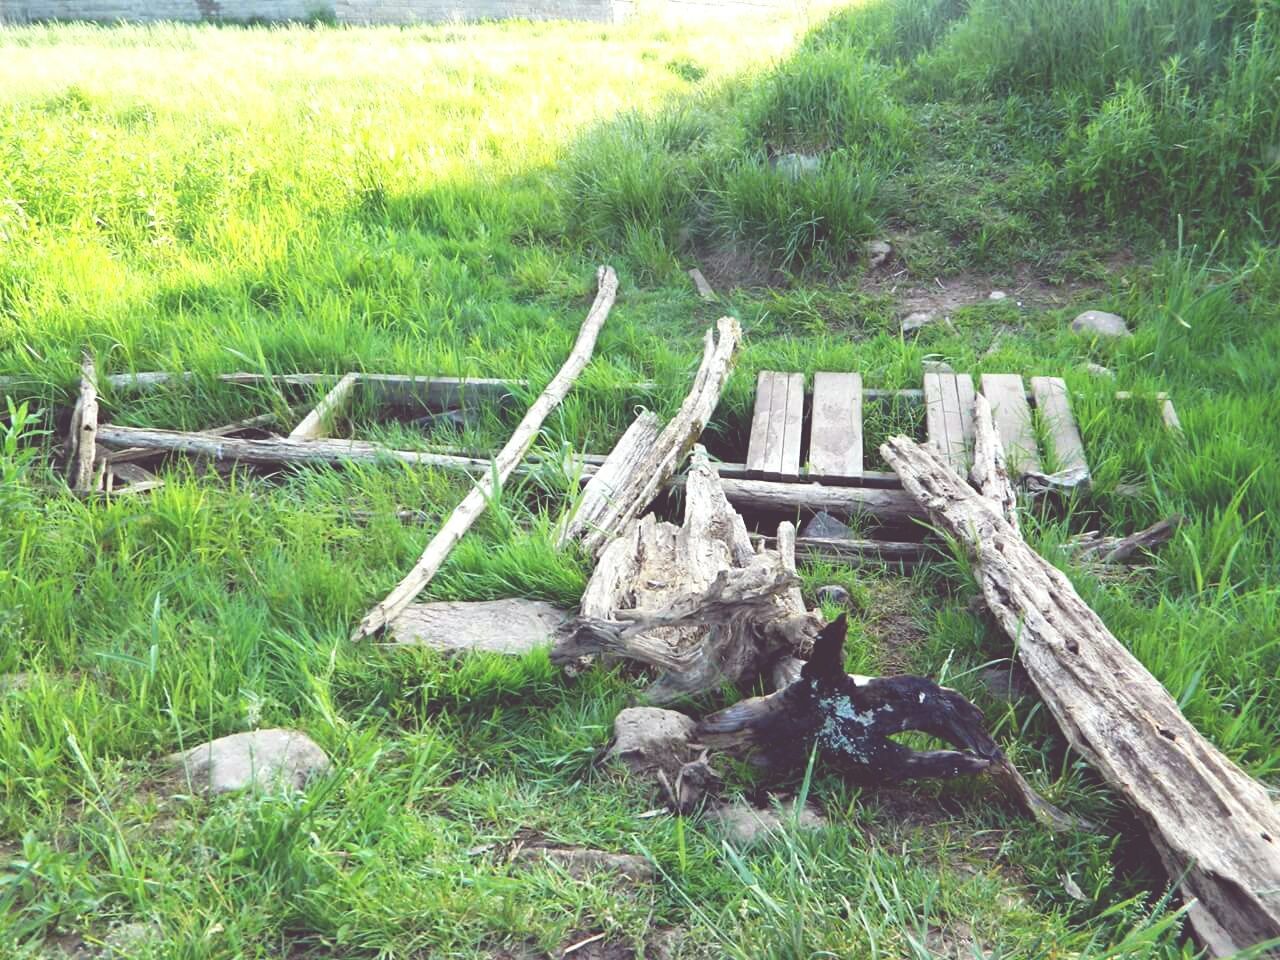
[[1071, 310, 1131, 338], [988, 290, 1008, 301], [772, 152, 821, 181], [901, 310, 936, 334], [800, 510, 853, 541], [922, 359, 954, 374], [709, 796, 827, 847], [816, 585, 851, 607], [168, 729, 331, 797], [1085, 362, 1115, 378], [865, 239, 892, 269], [607, 707, 695, 776], [101, 921, 161, 958]]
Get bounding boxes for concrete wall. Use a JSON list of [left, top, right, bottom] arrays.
[[0, 0, 786, 23]]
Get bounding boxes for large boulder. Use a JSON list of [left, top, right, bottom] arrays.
[[1071, 310, 1131, 338], [168, 728, 331, 797]]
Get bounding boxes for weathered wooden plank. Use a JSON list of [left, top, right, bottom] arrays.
[[70, 354, 99, 493], [809, 372, 862, 480], [386, 599, 570, 655], [558, 410, 662, 548], [922, 373, 955, 469], [689, 268, 717, 302], [779, 372, 804, 480], [955, 373, 977, 455], [1030, 376, 1088, 479], [925, 373, 972, 472], [980, 373, 1041, 475], [289, 372, 360, 441], [745, 370, 776, 478]]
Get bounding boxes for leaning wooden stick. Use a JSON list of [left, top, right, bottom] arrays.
[[882, 435, 1280, 956], [70, 353, 100, 493], [350, 266, 619, 642]]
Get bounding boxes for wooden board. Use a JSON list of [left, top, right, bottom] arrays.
[[746, 371, 804, 479], [923, 373, 975, 473], [1030, 376, 1088, 478], [289, 372, 359, 441], [387, 599, 570, 654], [809, 372, 862, 480], [980, 373, 1041, 475]]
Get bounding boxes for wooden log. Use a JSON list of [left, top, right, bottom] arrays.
[[712, 476, 923, 527], [969, 393, 1020, 535], [751, 534, 928, 567], [980, 373, 1041, 476], [386, 599, 570, 655], [70, 354, 99, 493], [558, 410, 661, 548], [881, 435, 1280, 956], [579, 317, 741, 558], [809, 372, 862, 480], [350, 265, 619, 642], [289, 372, 359, 441]]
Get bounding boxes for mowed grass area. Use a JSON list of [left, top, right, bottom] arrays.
[[2, 3, 1280, 957]]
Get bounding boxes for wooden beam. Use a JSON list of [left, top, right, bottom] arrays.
[[980, 373, 1041, 475], [923, 372, 974, 473], [745, 371, 777, 478], [779, 372, 804, 480], [1030, 376, 1089, 479], [882, 435, 1280, 956], [809, 372, 862, 480], [351, 266, 620, 641], [289, 372, 360, 441]]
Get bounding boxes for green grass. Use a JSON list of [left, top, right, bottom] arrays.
[[2, 3, 1280, 957]]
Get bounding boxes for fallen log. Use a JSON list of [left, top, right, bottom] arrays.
[[557, 410, 661, 548], [968, 392, 1018, 534], [578, 316, 742, 557], [350, 265, 619, 642], [1068, 517, 1184, 565], [881, 435, 1280, 956]]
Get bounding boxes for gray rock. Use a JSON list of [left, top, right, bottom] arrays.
[[168, 729, 331, 797], [709, 797, 827, 847], [772, 152, 821, 181], [988, 290, 1008, 301], [387, 599, 569, 655], [101, 921, 162, 958], [978, 665, 1037, 704], [1071, 310, 1131, 338], [902, 310, 936, 334], [607, 707, 695, 776], [1085, 362, 1115, 378], [922, 359, 954, 374], [816, 585, 851, 607], [800, 510, 853, 540], [865, 239, 892, 269]]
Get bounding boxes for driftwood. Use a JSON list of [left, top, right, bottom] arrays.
[[68, 354, 99, 493], [350, 266, 619, 642], [1068, 517, 1183, 565], [554, 446, 820, 703], [557, 410, 661, 548], [881, 435, 1280, 956], [386, 599, 570, 655], [968, 392, 1018, 533], [577, 317, 742, 558]]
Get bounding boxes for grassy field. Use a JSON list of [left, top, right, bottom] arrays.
[[2, 2, 1279, 957]]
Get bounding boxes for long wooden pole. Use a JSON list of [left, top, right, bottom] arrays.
[[881, 435, 1280, 956], [349, 266, 619, 641]]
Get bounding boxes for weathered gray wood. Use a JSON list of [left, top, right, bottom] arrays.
[[882, 435, 1280, 957], [751, 534, 927, 567], [203, 411, 282, 438], [969, 393, 1020, 535], [1030, 376, 1088, 479], [386, 599, 570, 654], [689, 268, 717, 302], [360, 374, 526, 412], [955, 374, 976, 455], [289, 372, 359, 441], [558, 410, 662, 548], [779, 373, 804, 480], [980, 373, 1041, 475], [809, 372, 862, 480], [746, 371, 779, 478], [352, 266, 619, 642], [578, 317, 741, 557], [923, 372, 973, 472], [70, 354, 99, 493], [713, 476, 922, 526]]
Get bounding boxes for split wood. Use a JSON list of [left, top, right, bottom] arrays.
[[349, 265, 619, 642], [881, 435, 1280, 956]]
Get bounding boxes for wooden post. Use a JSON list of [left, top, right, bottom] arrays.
[[70, 353, 99, 493], [349, 266, 619, 642]]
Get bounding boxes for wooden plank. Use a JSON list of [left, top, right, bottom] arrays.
[[779, 372, 804, 480], [745, 371, 778, 478], [70, 353, 99, 493], [289, 372, 360, 441], [809, 372, 862, 480], [955, 373, 977, 454], [922, 373, 953, 467], [1030, 376, 1088, 478], [689, 268, 717, 301], [980, 373, 1041, 475], [925, 373, 972, 473]]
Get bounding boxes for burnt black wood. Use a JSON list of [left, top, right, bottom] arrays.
[[699, 614, 1002, 781]]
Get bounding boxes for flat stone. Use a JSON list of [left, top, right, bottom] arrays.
[[865, 239, 892, 269], [709, 797, 827, 847], [921, 359, 954, 374], [1085, 362, 1115, 378], [1071, 310, 1131, 338], [387, 599, 570, 655], [902, 310, 936, 334], [168, 729, 331, 797], [816, 584, 851, 606], [801, 510, 853, 540], [607, 707, 695, 776], [988, 290, 1008, 301]]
